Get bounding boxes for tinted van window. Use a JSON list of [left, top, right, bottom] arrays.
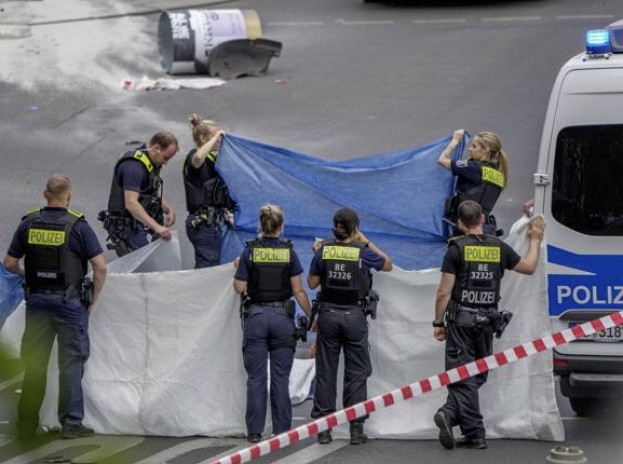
[[553, 125, 623, 235]]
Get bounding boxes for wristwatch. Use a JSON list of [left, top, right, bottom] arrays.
[[432, 321, 445, 328]]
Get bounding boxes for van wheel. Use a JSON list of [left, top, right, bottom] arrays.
[[569, 397, 593, 417], [569, 397, 611, 417]]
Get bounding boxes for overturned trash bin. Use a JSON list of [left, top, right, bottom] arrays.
[[158, 9, 282, 79]]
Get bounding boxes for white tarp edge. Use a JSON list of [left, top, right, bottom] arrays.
[[0, 217, 564, 440]]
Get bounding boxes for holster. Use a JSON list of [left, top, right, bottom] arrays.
[[64, 285, 80, 303], [493, 310, 513, 339], [284, 300, 296, 318], [80, 277, 94, 307], [191, 207, 216, 229], [445, 300, 459, 323], [364, 289, 380, 320], [308, 297, 321, 330], [240, 293, 251, 319]]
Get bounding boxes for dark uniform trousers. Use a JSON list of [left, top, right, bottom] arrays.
[[311, 303, 372, 424], [243, 304, 295, 435], [185, 215, 221, 268], [18, 294, 90, 434], [439, 310, 494, 439]]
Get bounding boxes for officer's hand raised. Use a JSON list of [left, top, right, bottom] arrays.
[[527, 215, 545, 242]]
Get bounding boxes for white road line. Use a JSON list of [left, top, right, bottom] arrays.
[[1, 436, 143, 464], [136, 438, 245, 464], [269, 441, 349, 464], [556, 14, 615, 21], [266, 22, 324, 26], [482, 16, 542, 23], [412, 18, 467, 24], [0, 374, 23, 392], [336, 19, 394, 25], [263, 15, 621, 28]]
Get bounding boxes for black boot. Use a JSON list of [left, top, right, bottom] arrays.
[[350, 422, 368, 445]]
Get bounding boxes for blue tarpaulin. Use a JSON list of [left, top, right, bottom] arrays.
[[217, 133, 466, 271]]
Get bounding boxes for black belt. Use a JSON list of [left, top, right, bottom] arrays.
[[323, 301, 364, 309], [189, 207, 216, 215], [457, 305, 496, 314], [255, 301, 286, 307], [27, 288, 67, 296]]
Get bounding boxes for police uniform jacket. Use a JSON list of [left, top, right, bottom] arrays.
[[183, 148, 236, 215], [450, 159, 505, 214], [6, 207, 103, 293], [441, 234, 520, 310], [309, 240, 386, 305], [106, 147, 162, 217], [234, 237, 304, 303]]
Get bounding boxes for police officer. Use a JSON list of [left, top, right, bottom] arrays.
[[3, 174, 107, 440], [183, 114, 236, 268], [308, 208, 392, 445], [101, 131, 179, 256], [433, 200, 544, 450], [438, 129, 509, 236], [233, 204, 312, 443]]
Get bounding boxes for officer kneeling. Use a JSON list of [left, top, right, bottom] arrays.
[[308, 208, 393, 446], [432, 200, 545, 450]]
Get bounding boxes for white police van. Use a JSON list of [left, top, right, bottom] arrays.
[[534, 20, 623, 416]]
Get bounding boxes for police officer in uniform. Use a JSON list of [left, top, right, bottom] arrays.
[[308, 208, 392, 445], [433, 200, 544, 450], [183, 114, 236, 268], [3, 174, 107, 440], [233, 204, 312, 443], [438, 129, 509, 236], [101, 131, 178, 256]]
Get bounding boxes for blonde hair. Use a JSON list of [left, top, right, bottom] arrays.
[[259, 204, 284, 236], [189, 113, 220, 147], [476, 131, 509, 188]]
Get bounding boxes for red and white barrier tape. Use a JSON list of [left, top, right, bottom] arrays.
[[211, 310, 623, 464]]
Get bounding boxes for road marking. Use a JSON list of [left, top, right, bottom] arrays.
[[134, 437, 245, 464], [259, 15, 623, 28], [482, 16, 542, 23], [556, 14, 615, 21], [1, 435, 143, 464], [0, 374, 23, 392], [269, 441, 349, 463], [412, 18, 466, 24], [266, 22, 324, 26], [336, 19, 394, 25]]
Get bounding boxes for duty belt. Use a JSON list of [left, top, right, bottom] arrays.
[[255, 301, 287, 307], [323, 300, 365, 309], [27, 287, 67, 296], [457, 305, 496, 314]]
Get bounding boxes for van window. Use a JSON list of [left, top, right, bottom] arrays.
[[553, 125, 623, 236]]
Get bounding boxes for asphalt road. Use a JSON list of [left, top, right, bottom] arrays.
[[1, 0, 623, 463]]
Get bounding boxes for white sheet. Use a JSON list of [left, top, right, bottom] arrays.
[[0, 217, 563, 440]]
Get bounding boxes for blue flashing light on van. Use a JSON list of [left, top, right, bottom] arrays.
[[585, 29, 610, 55]]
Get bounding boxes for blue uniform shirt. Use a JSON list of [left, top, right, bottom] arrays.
[[451, 159, 484, 193], [116, 149, 152, 193], [7, 207, 104, 264], [235, 237, 304, 282]]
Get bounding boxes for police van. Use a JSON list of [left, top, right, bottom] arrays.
[[534, 19, 623, 416]]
